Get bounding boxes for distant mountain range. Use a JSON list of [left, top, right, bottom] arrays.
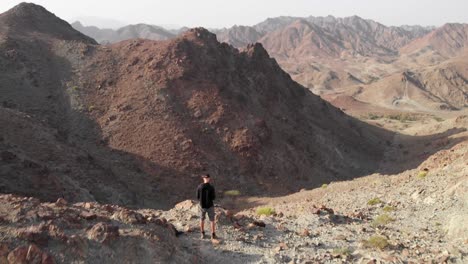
[[71, 15, 467, 111], [71, 21, 186, 43]]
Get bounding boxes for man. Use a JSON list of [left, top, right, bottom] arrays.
[[196, 173, 217, 239]]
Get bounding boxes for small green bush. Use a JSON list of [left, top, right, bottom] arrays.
[[321, 184, 328, 189], [256, 207, 275, 216], [367, 198, 383, 206], [224, 190, 241, 196], [433, 116, 444, 122], [387, 113, 419, 122], [417, 171, 428, 179], [368, 113, 382, 120], [382, 206, 396, 212], [363, 235, 390, 250], [332, 247, 352, 256], [88, 105, 95, 112], [69, 86, 79, 92], [372, 213, 395, 227]]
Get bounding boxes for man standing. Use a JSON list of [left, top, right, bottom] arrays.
[[197, 174, 217, 239]]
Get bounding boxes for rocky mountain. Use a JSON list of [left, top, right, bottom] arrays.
[[401, 23, 468, 58], [77, 29, 389, 199], [0, 3, 388, 209], [217, 15, 432, 56], [0, 3, 96, 43], [71, 21, 176, 44], [0, 3, 168, 209]]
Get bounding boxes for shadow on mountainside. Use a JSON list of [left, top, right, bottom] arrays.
[[0, 34, 188, 210], [377, 127, 467, 175]]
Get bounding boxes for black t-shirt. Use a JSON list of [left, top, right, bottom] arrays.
[[197, 183, 215, 208]]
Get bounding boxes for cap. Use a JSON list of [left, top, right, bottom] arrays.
[[201, 174, 210, 178]]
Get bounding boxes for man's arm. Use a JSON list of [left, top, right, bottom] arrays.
[[210, 186, 216, 201], [196, 185, 200, 200]]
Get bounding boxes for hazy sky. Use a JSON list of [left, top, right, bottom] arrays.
[[1, 0, 467, 29]]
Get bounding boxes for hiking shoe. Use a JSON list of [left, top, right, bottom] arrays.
[[200, 232, 207, 239], [211, 233, 218, 239]]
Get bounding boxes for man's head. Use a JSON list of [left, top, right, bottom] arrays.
[[201, 174, 211, 183]]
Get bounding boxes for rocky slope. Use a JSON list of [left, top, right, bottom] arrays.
[[0, 194, 195, 263], [159, 115, 468, 263], [1, 116, 466, 263]]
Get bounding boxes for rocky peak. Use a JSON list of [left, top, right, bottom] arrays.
[[0, 2, 97, 44], [244, 42, 271, 59], [5, 2, 50, 18], [183, 27, 218, 43]]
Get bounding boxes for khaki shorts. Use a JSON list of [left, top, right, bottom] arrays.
[[199, 205, 215, 221]]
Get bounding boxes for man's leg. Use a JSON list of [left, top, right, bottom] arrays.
[[199, 207, 207, 239], [210, 221, 216, 237], [200, 219, 205, 233], [208, 207, 217, 239]]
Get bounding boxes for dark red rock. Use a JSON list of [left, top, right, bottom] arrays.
[[18, 224, 49, 246], [41, 252, 56, 264], [7, 244, 43, 264]]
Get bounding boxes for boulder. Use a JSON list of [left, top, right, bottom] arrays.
[[166, 223, 182, 237], [174, 200, 198, 214], [18, 224, 49, 246], [252, 220, 266, 227], [111, 209, 145, 224], [80, 211, 97, 220], [87, 222, 119, 243], [300, 229, 310, 237], [446, 214, 468, 241], [55, 198, 67, 207]]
